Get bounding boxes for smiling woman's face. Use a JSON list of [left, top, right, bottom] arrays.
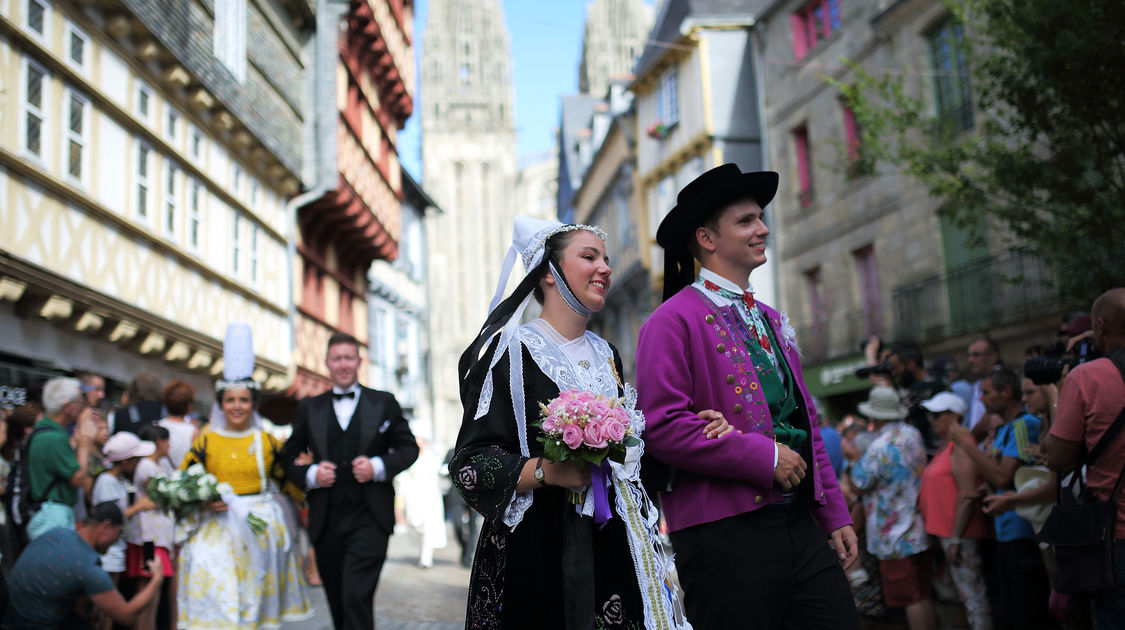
[[220, 387, 253, 430], [550, 229, 612, 312]]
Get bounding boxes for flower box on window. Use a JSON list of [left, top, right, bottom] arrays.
[[646, 121, 675, 140]]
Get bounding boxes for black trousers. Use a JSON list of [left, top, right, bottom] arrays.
[[669, 506, 859, 630], [315, 504, 389, 630], [992, 538, 1056, 630]]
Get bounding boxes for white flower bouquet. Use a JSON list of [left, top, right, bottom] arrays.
[[147, 464, 266, 535]]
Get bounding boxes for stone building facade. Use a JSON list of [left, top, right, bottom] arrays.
[[578, 0, 653, 97], [420, 0, 521, 452], [288, 0, 415, 402], [760, 0, 1061, 416], [0, 0, 312, 399], [368, 168, 436, 438], [631, 0, 774, 306]]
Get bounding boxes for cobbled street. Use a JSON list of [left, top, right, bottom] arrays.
[[282, 528, 470, 630]]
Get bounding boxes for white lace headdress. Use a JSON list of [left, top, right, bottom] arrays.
[[210, 322, 265, 431], [468, 217, 606, 433]]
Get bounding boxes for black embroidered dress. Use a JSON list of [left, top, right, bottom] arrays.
[[450, 322, 689, 630]]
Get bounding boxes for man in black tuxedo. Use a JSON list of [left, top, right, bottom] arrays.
[[280, 332, 418, 630]]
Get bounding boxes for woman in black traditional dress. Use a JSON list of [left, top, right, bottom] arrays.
[[450, 217, 731, 630]]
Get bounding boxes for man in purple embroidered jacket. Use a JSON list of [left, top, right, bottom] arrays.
[[636, 164, 859, 629]]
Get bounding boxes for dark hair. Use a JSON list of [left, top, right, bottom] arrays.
[[84, 501, 124, 527], [988, 368, 1022, 401], [971, 337, 1000, 355], [216, 380, 262, 407], [128, 372, 162, 402], [138, 424, 169, 443], [686, 212, 724, 261], [888, 342, 924, 369], [162, 380, 196, 416], [532, 230, 581, 304], [3, 403, 40, 459], [326, 332, 360, 354]]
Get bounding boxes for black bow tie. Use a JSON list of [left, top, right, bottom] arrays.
[[332, 391, 355, 400]]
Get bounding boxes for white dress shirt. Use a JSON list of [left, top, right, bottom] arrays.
[[305, 384, 387, 489]]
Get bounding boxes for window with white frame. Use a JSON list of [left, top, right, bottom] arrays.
[[231, 213, 241, 276], [22, 58, 48, 159], [165, 108, 179, 142], [189, 179, 203, 252], [213, 0, 247, 82], [24, 0, 48, 38], [250, 223, 259, 286], [135, 81, 152, 120], [64, 88, 88, 182], [655, 68, 679, 128], [164, 163, 178, 237], [190, 126, 203, 161], [232, 164, 243, 199], [250, 180, 259, 210], [66, 21, 89, 71], [135, 142, 152, 220]]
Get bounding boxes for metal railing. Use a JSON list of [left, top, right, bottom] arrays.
[[893, 251, 1057, 342]]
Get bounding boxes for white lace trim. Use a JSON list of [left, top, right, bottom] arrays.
[[496, 329, 688, 629]]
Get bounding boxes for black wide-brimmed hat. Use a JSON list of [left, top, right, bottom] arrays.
[[656, 164, 779, 301]]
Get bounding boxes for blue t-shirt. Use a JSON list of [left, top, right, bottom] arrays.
[[819, 425, 844, 478], [992, 412, 1042, 542], [3, 527, 115, 629]]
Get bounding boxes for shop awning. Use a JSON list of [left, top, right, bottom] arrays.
[[804, 354, 873, 399]]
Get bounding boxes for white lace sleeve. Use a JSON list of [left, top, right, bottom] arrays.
[[502, 489, 535, 529]]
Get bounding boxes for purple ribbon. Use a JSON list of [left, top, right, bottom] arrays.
[[590, 460, 613, 527]]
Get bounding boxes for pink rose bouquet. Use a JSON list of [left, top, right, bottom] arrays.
[[535, 389, 639, 517]]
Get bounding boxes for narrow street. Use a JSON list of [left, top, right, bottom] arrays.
[[282, 528, 471, 630]]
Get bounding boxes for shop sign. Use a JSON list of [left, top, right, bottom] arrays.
[[0, 385, 28, 408]]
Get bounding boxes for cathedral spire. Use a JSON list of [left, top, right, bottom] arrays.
[[421, 0, 515, 132], [578, 0, 655, 96]]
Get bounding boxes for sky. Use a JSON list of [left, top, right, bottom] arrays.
[[397, 0, 595, 180]]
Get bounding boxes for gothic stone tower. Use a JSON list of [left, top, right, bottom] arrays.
[[422, 0, 518, 450], [579, 0, 655, 96]]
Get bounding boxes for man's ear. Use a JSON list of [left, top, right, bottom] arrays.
[[695, 225, 715, 255]]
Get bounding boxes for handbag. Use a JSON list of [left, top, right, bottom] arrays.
[[1037, 351, 1125, 595]]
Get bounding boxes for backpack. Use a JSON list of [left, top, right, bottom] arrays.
[[6, 425, 63, 533]]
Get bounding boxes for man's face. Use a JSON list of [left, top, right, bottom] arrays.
[[966, 341, 997, 378], [326, 342, 361, 389], [699, 199, 770, 272], [94, 523, 122, 554], [887, 354, 905, 379], [979, 378, 1009, 414], [83, 377, 105, 406], [61, 397, 85, 424]]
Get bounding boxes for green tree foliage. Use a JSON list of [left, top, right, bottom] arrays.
[[834, 0, 1125, 305]]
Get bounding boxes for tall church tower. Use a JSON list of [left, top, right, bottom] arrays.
[[422, 0, 519, 449], [578, 0, 655, 96]]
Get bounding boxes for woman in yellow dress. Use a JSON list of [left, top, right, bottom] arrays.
[[176, 377, 313, 629]]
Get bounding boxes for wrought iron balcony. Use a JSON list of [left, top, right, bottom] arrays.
[[893, 251, 1057, 342]]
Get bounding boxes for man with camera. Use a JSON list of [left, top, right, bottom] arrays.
[[857, 340, 944, 455], [1044, 288, 1125, 629]]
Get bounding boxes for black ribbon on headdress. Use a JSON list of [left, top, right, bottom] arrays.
[[458, 258, 549, 407]]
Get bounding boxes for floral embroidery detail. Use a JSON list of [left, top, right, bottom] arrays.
[[602, 594, 624, 625], [457, 466, 478, 491], [489, 531, 507, 551]]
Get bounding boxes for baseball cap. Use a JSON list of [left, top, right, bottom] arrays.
[[921, 392, 967, 417], [103, 432, 156, 462]]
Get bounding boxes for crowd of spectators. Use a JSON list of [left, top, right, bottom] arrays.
[[832, 287, 1125, 630], [0, 372, 202, 629]]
